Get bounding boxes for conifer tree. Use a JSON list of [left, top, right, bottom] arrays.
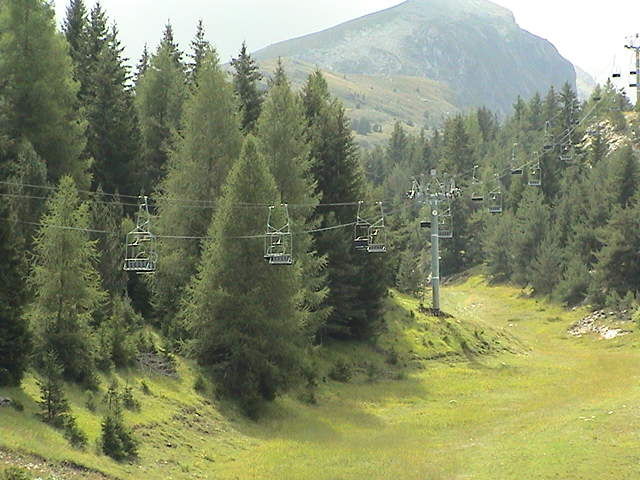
[[188, 20, 210, 86], [152, 48, 241, 330], [135, 44, 149, 84], [0, 0, 88, 184], [255, 68, 330, 338], [530, 229, 563, 295], [185, 136, 305, 417], [0, 202, 30, 386], [302, 70, 387, 339], [231, 42, 264, 133], [29, 176, 106, 385], [37, 349, 70, 427], [62, 0, 89, 91], [135, 30, 187, 191], [592, 203, 640, 298], [606, 145, 638, 208], [90, 191, 127, 298]]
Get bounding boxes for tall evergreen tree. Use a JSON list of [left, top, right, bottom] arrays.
[[231, 42, 263, 133], [302, 70, 387, 339], [188, 20, 210, 86], [28, 176, 106, 384], [0, 0, 88, 184], [255, 68, 330, 338], [185, 136, 305, 417], [135, 30, 187, 191], [152, 48, 241, 330]]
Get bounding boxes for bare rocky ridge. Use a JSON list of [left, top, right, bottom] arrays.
[[254, 0, 576, 116]]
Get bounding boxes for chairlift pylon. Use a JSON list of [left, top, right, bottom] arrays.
[[265, 204, 293, 265], [123, 196, 158, 274]]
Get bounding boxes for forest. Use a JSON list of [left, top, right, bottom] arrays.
[[1, 0, 639, 468]]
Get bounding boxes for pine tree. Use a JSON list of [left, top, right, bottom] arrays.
[[184, 136, 305, 417], [62, 0, 89, 92], [302, 70, 387, 339], [483, 211, 515, 282], [90, 190, 127, 298], [135, 43, 149, 84], [135, 31, 187, 191], [152, 48, 241, 330], [231, 42, 264, 134], [0, 0, 88, 184], [0, 200, 30, 386], [188, 20, 210, 86], [28, 176, 106, 385], [37, 349, 70, 427], [592, 203, 640, 298], [160, 22, 184, 68], [530, 229, 563, 295], [606, 145, 638, 208], [255, 67, 330, 338]]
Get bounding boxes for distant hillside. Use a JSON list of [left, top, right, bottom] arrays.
[[255, 0, 576, 116], [575, 65, 597, 100], [258, 58, 458, 148]]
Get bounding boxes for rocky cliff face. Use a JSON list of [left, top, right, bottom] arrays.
[[255, 0, 576, 115]]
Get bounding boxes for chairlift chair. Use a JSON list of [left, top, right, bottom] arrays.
[[488, 190, 503, 214], [265, 204, 293, 265], [354, 201, 371, 250], [366, 202, 387, 253], [510, 143, 523, 175], [438, 213, 453, 239], [471, 165, 484, 202], [123, 196, 158, 274]]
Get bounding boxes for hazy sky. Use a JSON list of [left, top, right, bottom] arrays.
[[54, 0, 640, 85]]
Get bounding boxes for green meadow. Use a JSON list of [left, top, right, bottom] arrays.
[[2, 276, 639, 479]]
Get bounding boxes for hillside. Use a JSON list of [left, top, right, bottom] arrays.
[[258, 58, 458, 148], [255, 0, 577, 117], [2, 277, 639, 479]]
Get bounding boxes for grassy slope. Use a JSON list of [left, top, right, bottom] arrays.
[[2, 276, 639, 479]]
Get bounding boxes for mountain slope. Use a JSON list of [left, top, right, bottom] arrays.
[[255, 0, 576, 115]]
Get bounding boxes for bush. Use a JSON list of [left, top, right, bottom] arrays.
[[328, 359, 353, 383], [140, 380, 151, 396], [0, 467, 32, 480], [11, 400, 24, 412], [63, 415, 88, 449], [85, 390, 98, 412], [101, 413, 138, 461], [193, 375, 206, 393], [120, 385, 140, 411]]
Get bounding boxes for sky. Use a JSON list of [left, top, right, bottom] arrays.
[[54, 0, 640, 85]]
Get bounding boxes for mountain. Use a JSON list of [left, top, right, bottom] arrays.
[[575, 65, 597, 100], [255, 0, 576, 116]]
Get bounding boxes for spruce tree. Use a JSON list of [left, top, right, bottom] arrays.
[[0, 201, 30, 386], [606, 145, 638, 208], [185, 136, 305, 417], [530, 229, 563, 295], [29, 176, 106, 385], [231, 42, 263, 133], [255, 68, 330, 338], [188, 20, 210, 86], [152, 48, 241, 330], [302, 70, 387, 339], [135, 30, 187, 191], [0, 0, 88, 184], [37, 349, 70, 427]]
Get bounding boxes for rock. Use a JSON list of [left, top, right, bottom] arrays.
[[0, 397, 12, 407]]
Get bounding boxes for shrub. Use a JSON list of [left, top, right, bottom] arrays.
[[101, 408, 138, 461], [120, 385, 140, 411], [85, 390, 98, 412], [193, 375, 206, 393], [63, 415, 88, 449], [140, 380, 151, 396], [11, 400, 24, 412], [0, 467, 32, 480], [329, 359, 353, 383]]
